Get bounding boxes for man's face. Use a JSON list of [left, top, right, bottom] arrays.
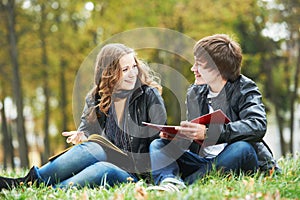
[[191, 62, 205, 85], [194, 56, 222, 86]]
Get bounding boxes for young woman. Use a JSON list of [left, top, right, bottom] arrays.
[[0, 43, 167, 189]]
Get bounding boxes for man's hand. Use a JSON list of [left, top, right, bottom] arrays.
[[175, 121, 207, 141], [62, 131, 87, 145]]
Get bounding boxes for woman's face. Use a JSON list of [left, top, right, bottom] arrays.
[[116, 53, 138, 91]]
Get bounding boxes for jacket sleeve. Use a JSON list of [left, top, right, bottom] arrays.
[[186, 84, 209, 120], [77, 95, 103, 138], [145, 87, 167, 142], [186, 84, 208, 153], [219, 80, 267, 143]]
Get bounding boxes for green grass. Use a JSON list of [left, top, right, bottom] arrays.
[[1, 154, 299, 200]]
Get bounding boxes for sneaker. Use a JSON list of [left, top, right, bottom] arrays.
[[146, 177, 187, 192]]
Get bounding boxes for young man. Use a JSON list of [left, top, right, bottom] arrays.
[[149, 34, 279, 192]]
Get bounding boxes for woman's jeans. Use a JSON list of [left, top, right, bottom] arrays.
[[33, 142, 137, 188], [150, 139, 258, 185]]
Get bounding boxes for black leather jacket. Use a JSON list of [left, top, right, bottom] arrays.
[[77, 85, 167, 179], [186, 75, 280, 172]]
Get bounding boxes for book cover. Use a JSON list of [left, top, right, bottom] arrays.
[[142, 109, 230, 138], [190, 109, 230, 124], [142, 122, 204, 144], [48, 146, 74, 161], [48, 134, 127, 161], [143, 109, 230, 133]]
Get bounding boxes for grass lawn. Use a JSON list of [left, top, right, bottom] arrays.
[[1, 154, 299, 200]]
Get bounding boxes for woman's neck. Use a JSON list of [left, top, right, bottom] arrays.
[[113, 98, 127, 124]]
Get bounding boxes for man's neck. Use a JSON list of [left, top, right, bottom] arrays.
[[209, 78, 227, 93]]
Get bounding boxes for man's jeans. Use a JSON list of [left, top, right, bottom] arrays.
[[150, 139, 258, 185], [33, 142, 137, 188]]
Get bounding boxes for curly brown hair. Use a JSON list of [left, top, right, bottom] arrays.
[[90, 43, 162, 115]]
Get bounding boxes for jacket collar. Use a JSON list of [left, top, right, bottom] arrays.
[[129, 85, 144, 104]]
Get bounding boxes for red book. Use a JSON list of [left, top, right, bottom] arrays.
[[190, 109, 230, 124], [142, 109, 230, 144], [142, 122, 179, 134]]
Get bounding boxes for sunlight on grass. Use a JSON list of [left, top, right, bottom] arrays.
[[1, 154, 299, 200]]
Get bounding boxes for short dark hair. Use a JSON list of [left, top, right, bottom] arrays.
[[193, 34, 242, 82]]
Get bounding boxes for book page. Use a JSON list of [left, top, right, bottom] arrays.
[[142, 122, 179, 134], [142, 110, 230, 146], [88, 134, 128, 156], [142, 109, 230, 135]]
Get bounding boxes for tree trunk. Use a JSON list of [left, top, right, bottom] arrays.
[[6, 0, 29, 168], [289, 39, 300, 154], [1, 97, 15, 169], [274, 105, 288, 156], [59, 59, 69, 149], [39, 3, 50, 164], [261, 53, 290, 156]]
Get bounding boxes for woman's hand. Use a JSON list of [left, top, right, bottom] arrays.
[[62, 131, 87, 145], [175, 121, 207, 141], [159, 132, 176, 140]]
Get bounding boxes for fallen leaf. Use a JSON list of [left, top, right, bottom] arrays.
[[113, 192, 124, 200], [134, 184, 148, 200]]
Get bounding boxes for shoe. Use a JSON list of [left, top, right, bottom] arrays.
[[146, 177, 187, 192], [0, 167, 39, 190]]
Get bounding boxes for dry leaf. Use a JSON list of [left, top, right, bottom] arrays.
[[269, 167, 275, 177], [113, 192, 124, 200], [80, 190, 89, 200], [134, 184, 148, 200], [127, 177, 134, 182], [242, 178, 255, 190]]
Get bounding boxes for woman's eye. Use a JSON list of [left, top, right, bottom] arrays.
[[133, 64, 138, 68], [122, 68, 128, 72]]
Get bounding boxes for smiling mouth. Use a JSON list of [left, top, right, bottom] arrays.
[[125, 80, 135, 84]]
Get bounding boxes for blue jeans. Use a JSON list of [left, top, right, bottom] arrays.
[[150, 139, 258, 185], [33, 142, 137, 188]]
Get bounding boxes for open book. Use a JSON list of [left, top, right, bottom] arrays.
[[190, 109, 230, 124], [142, 109, 230, 144], [88, 134, 128, 156], [48, 134, 127, 161]]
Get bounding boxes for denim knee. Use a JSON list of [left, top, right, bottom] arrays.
[[215, 141, 258, 174], [82, 141, 107, 161], [150, 139, 168, 152], [228, 141, 258, 165], [233, 141, 258, 171], [93, 162, 137, 185], [232, 141, 256, 154]]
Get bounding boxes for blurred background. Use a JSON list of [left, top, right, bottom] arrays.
[[0, 0, 299, 169]]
